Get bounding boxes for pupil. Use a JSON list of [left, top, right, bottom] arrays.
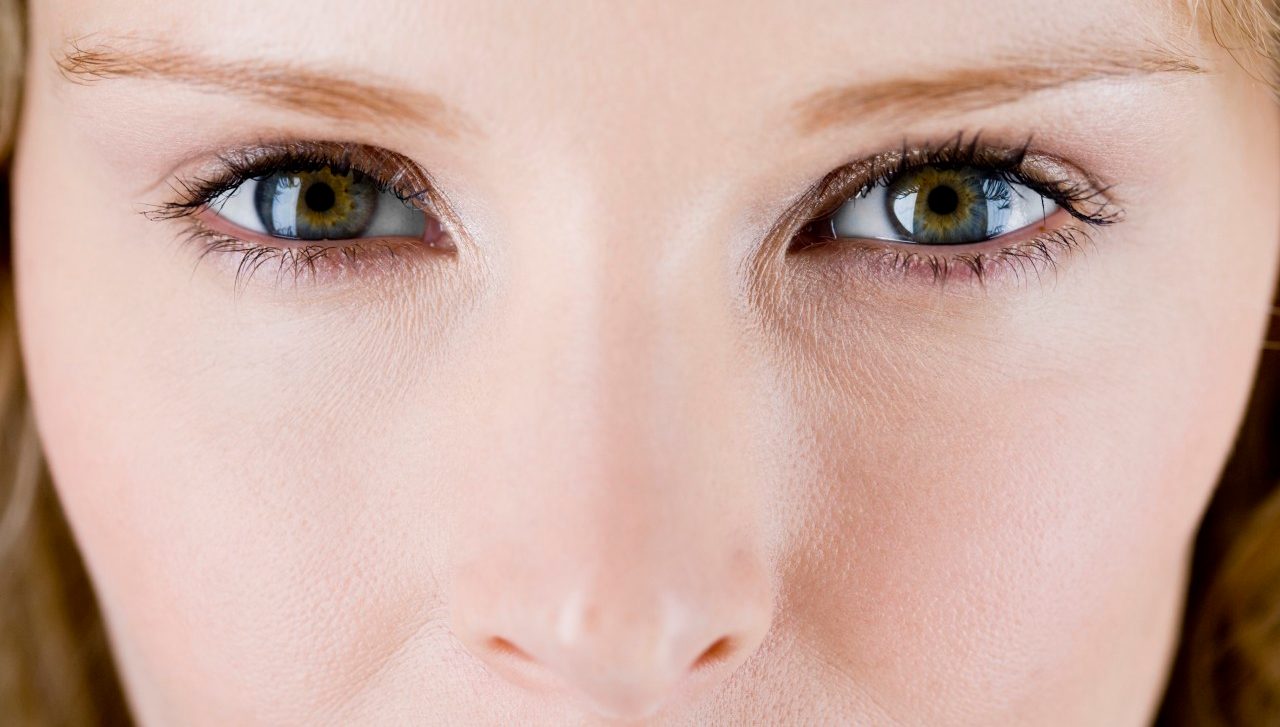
[[304, 182, 337, 213], [926, 185, 960, 216]]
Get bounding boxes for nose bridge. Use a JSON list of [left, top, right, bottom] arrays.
[[481, 163, 765, 570], [448, 168, 774, 717], [502, 160, 747, 483]]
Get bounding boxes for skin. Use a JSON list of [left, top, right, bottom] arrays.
[[10, 0, 1280, 724]]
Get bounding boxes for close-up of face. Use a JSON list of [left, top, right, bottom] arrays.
[[6, 0, 1280, 724]]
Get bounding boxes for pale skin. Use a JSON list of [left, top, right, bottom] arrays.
[[11, 0, 1280, 724]]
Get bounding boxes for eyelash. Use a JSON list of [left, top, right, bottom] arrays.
[[148, 134, 1120, 291], [788, 133, 1122, 286], [147, 141, 449, 289]]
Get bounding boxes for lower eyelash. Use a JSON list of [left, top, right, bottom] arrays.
[[810, 224, 1097, 289], [178, 223, 429, 293]]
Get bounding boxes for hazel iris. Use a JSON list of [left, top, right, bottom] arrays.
[[886, 166, 1015, 245], [253, 167, 377, 240]]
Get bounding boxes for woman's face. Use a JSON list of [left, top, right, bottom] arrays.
[[12, 0, 1280, 724]]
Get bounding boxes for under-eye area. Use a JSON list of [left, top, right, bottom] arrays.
[[786, 134, 1123, 287], [145, 140, 456, 289]]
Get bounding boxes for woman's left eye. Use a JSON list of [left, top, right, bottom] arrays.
[[208, 165, 428, 241], [809, 165, 1059, 246]]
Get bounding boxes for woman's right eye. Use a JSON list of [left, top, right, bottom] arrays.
[[209, 165, 430, 241]]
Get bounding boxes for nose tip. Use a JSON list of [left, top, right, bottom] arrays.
[[457, 588, 770, 719]]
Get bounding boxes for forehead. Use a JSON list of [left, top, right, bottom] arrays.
[[47, 0, 1190, 100]]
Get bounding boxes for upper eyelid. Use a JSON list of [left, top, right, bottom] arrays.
[[818, 139, 1029, 201], [151, 141, 448, 223], [217, 143, 436, 199], [807, 141, 1122, 227]]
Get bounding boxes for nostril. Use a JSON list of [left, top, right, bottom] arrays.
[[488, 636, 534, 662], [478, 635, 582, 696], [691, 636, 734, 671]]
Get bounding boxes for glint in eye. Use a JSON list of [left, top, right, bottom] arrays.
[[209, 166, 431, 241], [813, 165, 1059, 246]]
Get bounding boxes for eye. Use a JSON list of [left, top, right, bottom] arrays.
[[782, 136, 1123, 287], [807, 164, 1059, 246], [208, 165, 429, 241]]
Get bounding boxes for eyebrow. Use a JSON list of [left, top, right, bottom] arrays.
[[57, 38, 1202, 140], [795, 45, 1206, 134], [56, 39, 475, 138]]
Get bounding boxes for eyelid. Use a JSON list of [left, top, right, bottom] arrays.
[[801, 136, 1122, 235], [773, 133, 1126, 290], [152, 140, 451, 228], [140, 140, 465, 290]]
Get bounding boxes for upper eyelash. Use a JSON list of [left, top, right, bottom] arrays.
[[802, 132, 1123, 233], [146, 140, 439, 223]]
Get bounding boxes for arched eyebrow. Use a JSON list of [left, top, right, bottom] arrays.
[[795, 45, 1206, 134], [55, 38, 478, 139], [55, 37, 1204, 140]]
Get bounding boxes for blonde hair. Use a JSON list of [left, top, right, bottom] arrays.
[[0, 1, 132, 722], [1195, 0, 1280, 82], [0, 1, 1278, 724]]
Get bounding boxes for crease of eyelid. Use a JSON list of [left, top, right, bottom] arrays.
[[54, 36, 480, 138], [794, 42, 1208, 134]]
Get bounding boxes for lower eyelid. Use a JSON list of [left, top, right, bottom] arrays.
[[163, 204, 454, 291], [885, 195, 1066, 251], [178, 221, 445, 290], [793, 207, 1096, 290]]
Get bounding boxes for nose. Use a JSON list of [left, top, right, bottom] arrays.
[[451, 504, 774, 719], [448, 437, 776, 721], [445, 172, 776, 717], [448, 396, 774, 718], [444, 291, 774, 715], [454, 546, 772, 719]]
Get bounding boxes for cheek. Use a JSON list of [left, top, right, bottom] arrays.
[[763, 111, 1279, 721], [17, 280, 474, 717], [13, 100, 482, 720], [774, 337, 1201, 721]]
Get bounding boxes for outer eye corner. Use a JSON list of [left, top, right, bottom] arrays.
[[785, 210, 842, 254]]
